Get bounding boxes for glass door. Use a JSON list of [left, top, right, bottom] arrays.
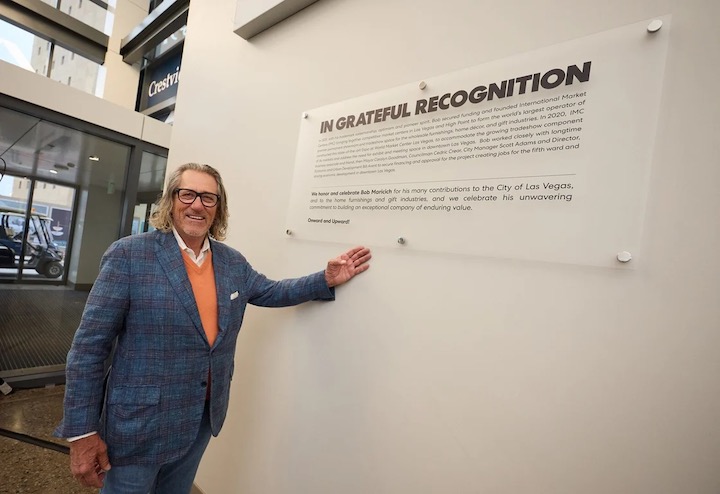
[[0, 175, 30, 281], [132, 151, 167, 235], [0, 177, 75, 282], [21, 180, 75, 281]]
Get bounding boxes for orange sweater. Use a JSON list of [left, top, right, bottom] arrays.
[[182, 250, 218, 347]]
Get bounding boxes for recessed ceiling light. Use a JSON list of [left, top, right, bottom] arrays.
[[49, 169, 58, 174], [89, 156, 100, 161]]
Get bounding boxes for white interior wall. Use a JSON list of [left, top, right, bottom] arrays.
[[170, 0, 720, 492], [102, 0, 149, 108]]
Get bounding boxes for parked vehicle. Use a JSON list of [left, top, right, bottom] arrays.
[[0, 207, 65, 278]]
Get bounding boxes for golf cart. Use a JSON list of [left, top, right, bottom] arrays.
[[0, 207, 65, 278]]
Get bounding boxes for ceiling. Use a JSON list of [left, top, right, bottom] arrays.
[[0, 105, 167, 195]]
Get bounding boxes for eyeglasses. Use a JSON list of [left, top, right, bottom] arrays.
[[174, 188, 220, 207]]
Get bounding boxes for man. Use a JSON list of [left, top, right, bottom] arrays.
[[54, 163, 371, 493]]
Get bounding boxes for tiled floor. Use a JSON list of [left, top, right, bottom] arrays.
[[0, 385, 95, 493]]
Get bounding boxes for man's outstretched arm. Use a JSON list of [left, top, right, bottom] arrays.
[[324, 246, 372, 287]]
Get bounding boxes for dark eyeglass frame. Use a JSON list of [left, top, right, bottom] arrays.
[[174, 188, 220, 207]]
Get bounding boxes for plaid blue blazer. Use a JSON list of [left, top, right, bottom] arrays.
[[54, 230, 334, 465]]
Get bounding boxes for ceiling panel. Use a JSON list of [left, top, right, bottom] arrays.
[[0, 107, 40, 156], [0, 105, 132, 190]]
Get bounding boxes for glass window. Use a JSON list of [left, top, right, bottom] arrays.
[[0, 179, 78, 282], [61, 0, 115, 35], [29, 181, 76, 280], [36, 0, 113, 35], [133, 152, 167, 235], [154, 26, 187, 59], [0, 105, 136, 284], [50, 45, 101, 96], [0, 19, 50, 75], [149, 0, 166, 13]]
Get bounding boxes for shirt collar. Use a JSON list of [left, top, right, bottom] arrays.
[[172, 227, 210, 261]]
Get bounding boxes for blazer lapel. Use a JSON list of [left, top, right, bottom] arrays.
[[155, 231, 208, 345], [211, 240, 231, 346]]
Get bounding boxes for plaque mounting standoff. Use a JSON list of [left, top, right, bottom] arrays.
[[647, 20, 663, 33]]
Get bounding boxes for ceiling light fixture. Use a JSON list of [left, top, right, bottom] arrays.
[[49, 169, 58, 174], [89, 155, 100, 161]]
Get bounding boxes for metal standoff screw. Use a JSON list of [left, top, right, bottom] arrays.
[[419, 81, 427, 90], [617, 251, 632, 263], [397, 237, 406, 245], [286, 229, 292, 236], [647, 20, 663, 33]]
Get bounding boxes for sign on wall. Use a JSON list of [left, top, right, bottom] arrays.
[[285, 17, 670, 267], [141, 49, 182, 111], [50, 207, 71, 244]]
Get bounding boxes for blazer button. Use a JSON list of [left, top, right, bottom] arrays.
[[201, 381, 208, 387]]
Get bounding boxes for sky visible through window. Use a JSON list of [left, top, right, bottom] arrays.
[[0, 21, 28, 193], [0, 175, 16, 196], [0, 20, 28, 194], [0, 20, 35, 71]]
